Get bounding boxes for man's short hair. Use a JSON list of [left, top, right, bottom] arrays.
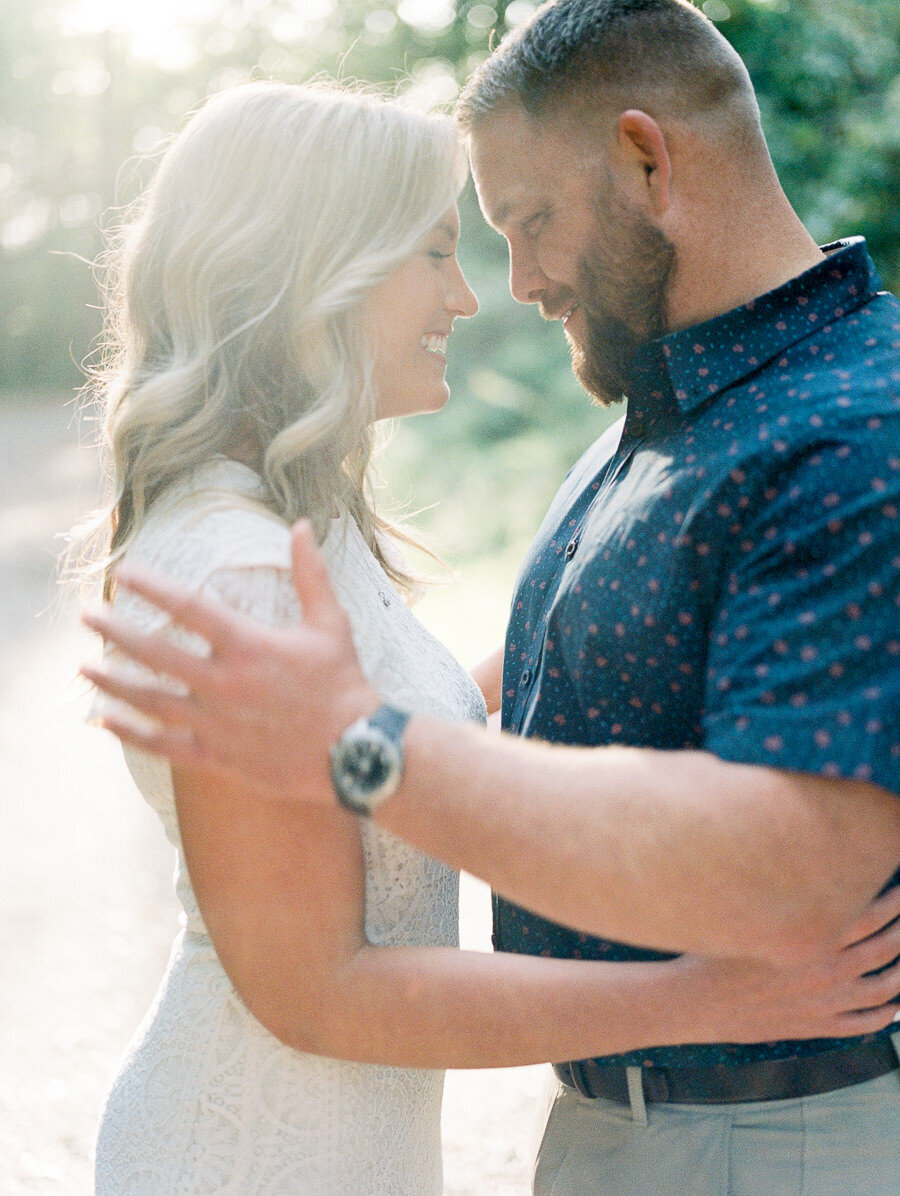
[[455, 0, 756, 132]]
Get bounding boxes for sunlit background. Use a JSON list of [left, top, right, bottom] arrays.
[[2, 0, 899, 564], [1, 0, 898, 1190]]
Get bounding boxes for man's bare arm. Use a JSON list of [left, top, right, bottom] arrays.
[[83, 521, 900, 965], [379, 718, 900, 964], [167, 760, 900, 1065]]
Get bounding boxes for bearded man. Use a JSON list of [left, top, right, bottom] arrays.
[[85, 2, 900, 1191]]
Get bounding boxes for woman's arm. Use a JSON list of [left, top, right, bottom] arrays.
[[469, 644, 504, 717], [83, 527, 900, 965], [175, 762, 900, 1068]]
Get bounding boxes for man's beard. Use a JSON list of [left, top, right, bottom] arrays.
[[570, 201, 675, 407]]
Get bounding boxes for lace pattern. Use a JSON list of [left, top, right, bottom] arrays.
[[95, 459, 486, 1194]]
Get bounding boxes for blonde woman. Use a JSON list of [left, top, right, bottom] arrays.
[[80, 82, 900, 1194]]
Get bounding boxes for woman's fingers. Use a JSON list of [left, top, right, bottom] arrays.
[[849, 955, 900, 1009], [815, 939, 900, 1034], [834, 1002, 899, 1035], [840, 901, 900, 978], [838, 884, 900, 949]]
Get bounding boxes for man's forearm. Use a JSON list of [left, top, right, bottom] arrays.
[[82, 551, 900, 963], [376, 715, 900, 964]]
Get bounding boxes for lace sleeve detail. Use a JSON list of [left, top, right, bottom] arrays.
[[91, 485, 298, 718], [199, 563, 301, 631]]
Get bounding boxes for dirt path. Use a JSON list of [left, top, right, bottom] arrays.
[[0, 396, 544, 1194]]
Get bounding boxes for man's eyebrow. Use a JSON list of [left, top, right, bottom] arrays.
[[476, 198, 514, 234], [490, 202, 513, 228]]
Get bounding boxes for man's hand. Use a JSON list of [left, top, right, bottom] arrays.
[[82, 521, 378, 801], [81, 523, 900, 962]]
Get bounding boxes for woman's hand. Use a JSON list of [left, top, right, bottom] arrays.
[[680, 883, 900, 1043], [82, 521, 378, 802]]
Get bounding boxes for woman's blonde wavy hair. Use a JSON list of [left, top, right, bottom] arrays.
[[78, 81, 467, 600]]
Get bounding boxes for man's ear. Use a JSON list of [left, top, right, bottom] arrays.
[[617, 109, 672, 214]]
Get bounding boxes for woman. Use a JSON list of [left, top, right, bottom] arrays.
[[79, 82, 900, 1194]]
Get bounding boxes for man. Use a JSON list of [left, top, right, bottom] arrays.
[[86, 1, 900, 1191]]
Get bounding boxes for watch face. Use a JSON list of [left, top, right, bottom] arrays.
[[331, 722, 404, 814], [344, 738, 394, 788]]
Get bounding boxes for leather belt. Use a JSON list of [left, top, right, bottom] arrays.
[[553, 1038, 898, 1106]]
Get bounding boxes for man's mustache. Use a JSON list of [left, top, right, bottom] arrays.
[[538, 288, 579, 322]]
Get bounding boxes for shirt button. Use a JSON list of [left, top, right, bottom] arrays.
[[564, 539, 578, 560], [520, 668, 531, 686]]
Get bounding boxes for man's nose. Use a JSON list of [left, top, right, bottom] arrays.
[[508, 249, 547, 305]]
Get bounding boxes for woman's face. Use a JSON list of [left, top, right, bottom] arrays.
[[365, 205, 478, 421]]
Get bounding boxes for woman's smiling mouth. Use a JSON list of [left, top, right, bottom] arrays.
[[421, 333, 449, 356]]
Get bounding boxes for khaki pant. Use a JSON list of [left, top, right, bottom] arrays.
[[532, 1034, 900, 1195]]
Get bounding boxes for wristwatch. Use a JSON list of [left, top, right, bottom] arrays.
[[329, 703, 411, 816]]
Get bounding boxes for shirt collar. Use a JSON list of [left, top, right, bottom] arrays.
[[627, 237, 882, 416]]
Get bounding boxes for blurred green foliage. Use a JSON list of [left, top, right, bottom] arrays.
[[2, 0, 897, 562]]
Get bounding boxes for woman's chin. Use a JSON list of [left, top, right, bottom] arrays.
[[376, 386, 451, 421]]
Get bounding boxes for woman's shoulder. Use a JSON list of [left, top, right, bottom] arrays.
[[125, 458, 293, 584]]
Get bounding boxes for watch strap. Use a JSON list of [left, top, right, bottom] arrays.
[[369, 703, 411, 742]]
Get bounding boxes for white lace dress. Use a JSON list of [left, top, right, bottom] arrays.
[[94, 458, 486, 1195]]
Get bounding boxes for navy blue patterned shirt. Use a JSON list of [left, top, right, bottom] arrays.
[[496, 238, 900, 1068]]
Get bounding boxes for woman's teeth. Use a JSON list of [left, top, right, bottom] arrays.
[[421, 334, 448, 355]]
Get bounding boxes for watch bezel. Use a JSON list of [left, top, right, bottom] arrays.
[[330, 715, 405, 816]]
